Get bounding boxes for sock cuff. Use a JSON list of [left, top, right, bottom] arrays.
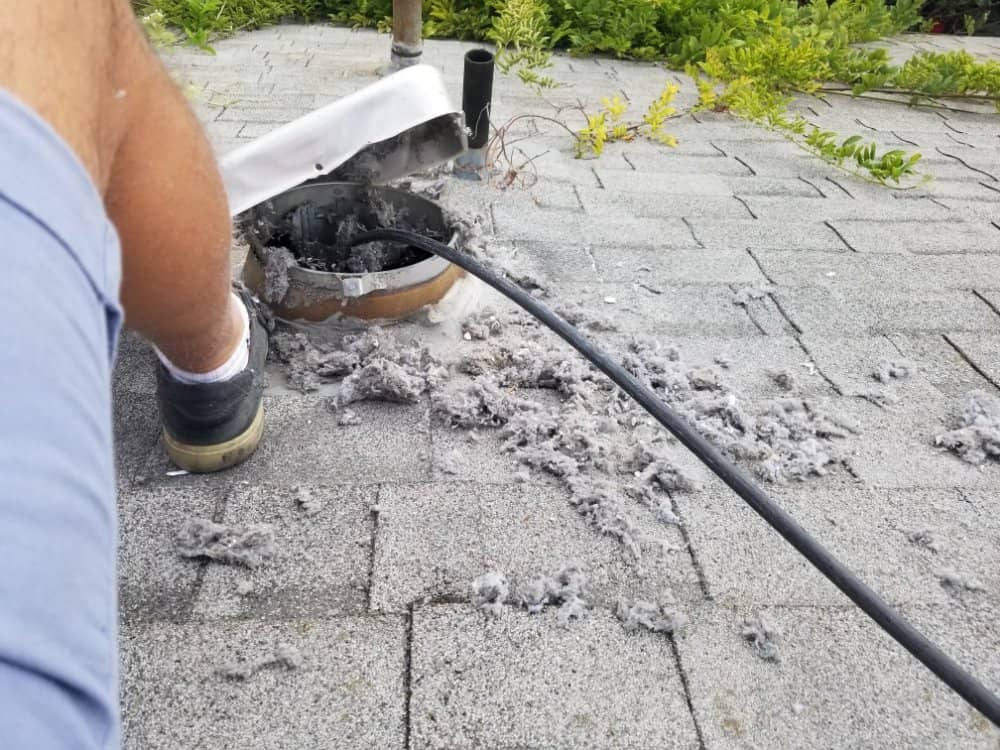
[[155, 292, 251, 385]]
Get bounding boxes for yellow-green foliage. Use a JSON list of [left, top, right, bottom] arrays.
[[802, 128, 923, 182], [576, 84, 679, 156], [142, 0, 999, 182], [489, 0, 560, 88], [139, 9, 180, 47]]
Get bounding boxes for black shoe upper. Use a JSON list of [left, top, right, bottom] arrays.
[[156, 289, 268, 446]]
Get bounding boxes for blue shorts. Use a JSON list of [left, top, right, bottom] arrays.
[[0, 90, 122, 749]]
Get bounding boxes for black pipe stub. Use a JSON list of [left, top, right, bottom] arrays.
[[463, 49, 495, 149], [455, 48, 495, 179]]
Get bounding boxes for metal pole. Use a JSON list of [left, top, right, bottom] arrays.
[[391, 0, 422, 69]]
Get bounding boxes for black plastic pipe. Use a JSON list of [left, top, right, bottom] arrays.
[[350, 227, 1000, 727], [462, 49, 495, 150]]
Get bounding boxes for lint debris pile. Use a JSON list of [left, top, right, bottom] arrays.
[[234, 187, 998, 651], [253, 199, 872, 645]]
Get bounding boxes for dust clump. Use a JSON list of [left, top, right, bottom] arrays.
[[905, 528, 941, 553], [626, 447, 691, 526], [462, 308, 503, 340], [261, 246, 296, 303], [742, 615, 781, 662], [432, 377, 536, 428], [937, 567, 985, 595], [332, 334, 446, 408], [552, 302, 617, 333], [510, 273, 548, 297], [873, 359, 911, 384], [767, 369, 796, 392], [418, 177, 447, 200], [616, 599, 686, 634], [518, 577, 549, 614], [333, 356, 436, 408], [935, 390, 1000, 465], [732, 285, 772, 307], [517, 566, 589, 626], [296, 487, 324, 517], [688, 368, 724, 392], [218, 642, 303, 681], [445, 211, 488, 257], [337, 408, 363, 426], [270, 328, 380, 393], [235, 580, 255, 597], [270, 324, 445, 407], [566, 480, 649, 563], [471, 572, 509, 617], [438, 448, 463, 475], [175, 518, 275, 569]]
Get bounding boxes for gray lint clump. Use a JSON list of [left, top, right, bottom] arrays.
[[516, 566, 590, 627], [510, 273, 549, 298], [742, 615, 782, 662], [873, 359, 911, 384], [333, 355, 440, 408], [732, 285, 772, 307], [296, 487, 323, 517], [432, 377, 537, 428], [616, 599, 686, 634], [270, 325, 446, 406], [551, 302, 618, 333], [462, 308, 503, 340], [329, 331, 446, 409], [218, 642, 303, 680], [767, 369, 796, 392], [905, 528, 941, 553], [935, 390, 1000, 465], [260, 245, 296, 304], [937, 567, 985, 595], [336, 408, 363, 426], [458, 340, 601, 396], [270, 328, 380, 393], [175, 518, 275, 569], [564, 479, 649, 563], [471, 572, 509, 617], [444, 210, 488, 258], [438, 448, 463, 475], [235, 580, 255, 597]]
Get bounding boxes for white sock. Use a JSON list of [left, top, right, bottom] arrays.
[[156, 292, 251, 384]]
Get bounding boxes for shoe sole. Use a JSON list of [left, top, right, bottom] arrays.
[[163, 403, 265, 473]]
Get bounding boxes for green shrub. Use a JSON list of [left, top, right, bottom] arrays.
[[139, 0, 999, 184], [134, 0, 322, 44], [919, 0, 997, 35]]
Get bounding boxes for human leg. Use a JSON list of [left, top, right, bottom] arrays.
[[0, 89, 122, 750]]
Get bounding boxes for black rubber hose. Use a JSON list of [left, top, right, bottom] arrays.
[[462, 49, 495, 150], [352, 228, 1000, 724]]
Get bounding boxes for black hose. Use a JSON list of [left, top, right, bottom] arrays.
[[350, 228, 1000, 726], [462, 49, 495, 150]]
